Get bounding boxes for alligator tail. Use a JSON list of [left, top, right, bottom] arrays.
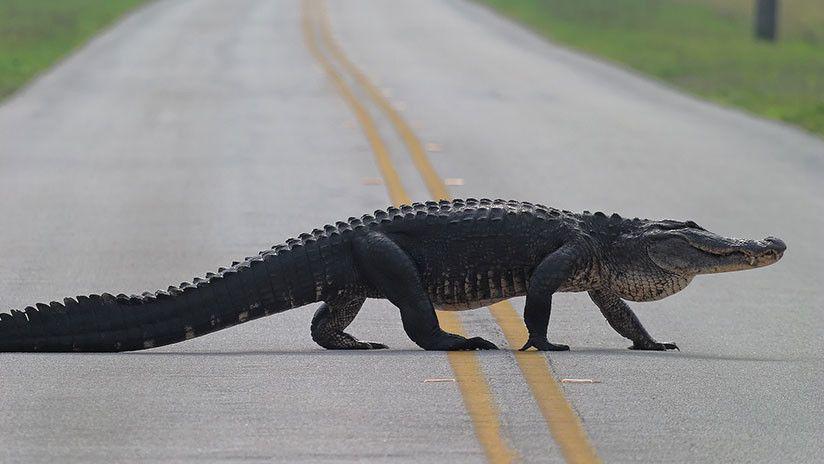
[[0, 250, 309, 352]]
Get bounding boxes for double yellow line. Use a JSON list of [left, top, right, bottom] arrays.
[[302, 2, 600, 462]]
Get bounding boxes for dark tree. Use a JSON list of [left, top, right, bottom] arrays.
[[755, 0, 778, 41]]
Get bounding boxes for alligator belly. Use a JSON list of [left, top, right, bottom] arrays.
[[435, 297, 508, 311]]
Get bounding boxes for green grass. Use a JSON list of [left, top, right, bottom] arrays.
[[477, 0, 824, 136], [0, 0, 147, 100]]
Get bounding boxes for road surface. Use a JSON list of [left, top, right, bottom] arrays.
[[1, 0, 821, 462]]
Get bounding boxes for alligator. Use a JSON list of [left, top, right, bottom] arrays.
[[0, 199, 786, 353]]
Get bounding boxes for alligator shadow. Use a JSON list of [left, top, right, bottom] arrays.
[[122, 347, 804, 363], [557, 347, 799, 363], [123, 349, 446, 358], [4, 348, 805, 363]]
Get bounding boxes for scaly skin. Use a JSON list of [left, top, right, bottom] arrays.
[[0, 199, 786, 352]]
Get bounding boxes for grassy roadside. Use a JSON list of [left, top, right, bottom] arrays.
[[0, 0, 148, 100], [477, 0, 824, 136]]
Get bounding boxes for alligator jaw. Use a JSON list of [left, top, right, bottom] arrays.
[[648, 231, 787, 276], [688, 236, 786, 274], [703, 234, 782, 258]]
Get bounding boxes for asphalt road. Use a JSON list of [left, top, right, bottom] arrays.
[[1, 0, 822, 462]]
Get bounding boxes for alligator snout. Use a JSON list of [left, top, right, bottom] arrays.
[[743, 236, 786, 267], [763, 236, 787, 254]]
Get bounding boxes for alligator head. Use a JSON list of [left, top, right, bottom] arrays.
[[599, 217, 786, 302], [644, 221, 786, 275]]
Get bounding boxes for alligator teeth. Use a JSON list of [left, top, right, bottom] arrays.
[[748, 256, 757, 266]]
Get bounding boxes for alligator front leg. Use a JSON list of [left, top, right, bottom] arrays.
[[519, 244, 582, 352], [588, 289, 678, 351], [311, 297, 387, 350], [352, 231, 497, 351]]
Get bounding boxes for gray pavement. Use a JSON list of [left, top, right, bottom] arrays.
[[1, 0, 822, 462]]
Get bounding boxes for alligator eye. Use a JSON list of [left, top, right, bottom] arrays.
[[684, 221, 701, 229]]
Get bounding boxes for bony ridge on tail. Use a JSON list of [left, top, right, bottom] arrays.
[[0, 199, 786, 353]]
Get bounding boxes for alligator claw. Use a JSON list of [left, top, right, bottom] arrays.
[[519, 337, 570, 352], [425, 333, 498, 350], [467, 336, 498, 350], [630, 341, 679, 351], [364, 341, 389, 350]]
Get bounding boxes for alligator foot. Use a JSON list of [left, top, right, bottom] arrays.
[[629, 340, 679, 351], [352, 340, 389, 350], [463, 336, 498, 350], [318, 331, 388, 350], [519, 337, 570, 351], [424, 332, 498, 351]]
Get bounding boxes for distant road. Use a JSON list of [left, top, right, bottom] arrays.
[[0, 0, 821, 463]]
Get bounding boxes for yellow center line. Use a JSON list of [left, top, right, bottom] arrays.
[[315, 5, 449, 201], [315, 3, 602, 463], [301, 1, 518, 463], [301, 0, 407, 205], [489, 303, 601, 464]]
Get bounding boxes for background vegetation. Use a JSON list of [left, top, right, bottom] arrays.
[[0, 0, 146, 100], [2, 0, 821, 137], [478, 0, 824, 136]]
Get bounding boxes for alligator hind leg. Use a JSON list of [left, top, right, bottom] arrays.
[[352, 231, 497, 351], [588, 289, 678, 351], [311, 297, 387, 350]]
